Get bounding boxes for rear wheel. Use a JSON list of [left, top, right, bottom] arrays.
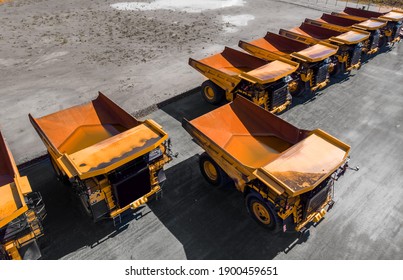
[[79, 193, 93, 217], [201, 80, 225, 105], [199, 153, 229, 188], [246, 192, 280, 231]]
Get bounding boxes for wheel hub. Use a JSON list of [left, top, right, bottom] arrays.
[[203, 161, 218, 181], [204, 86, 215, 100], [252, 202, 271, 225]]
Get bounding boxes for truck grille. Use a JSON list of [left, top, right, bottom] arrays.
[[304, 184, 331, 217], [268, 83, 288, 110], [315, 63, 328, 85], [109, 159, 151, 208], [350, 45, 362, 67], [371, 30, 380, 50]]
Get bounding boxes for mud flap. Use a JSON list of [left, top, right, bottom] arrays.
[[20, 240, 41, 260], [157, 169, 167, 184], [281, 215, 295, 233], [91, 200, 109, 221]]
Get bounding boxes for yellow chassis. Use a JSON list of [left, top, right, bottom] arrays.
[[270, 100, 291, 114], [347, 61, 361, 71]]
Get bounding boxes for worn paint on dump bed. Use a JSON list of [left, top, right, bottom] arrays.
[[186, 97, 350, 196], [59, 124, 126, 154], [29, 93, 168, 179]]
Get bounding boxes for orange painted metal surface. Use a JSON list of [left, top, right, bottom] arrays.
[[187, 97, 350, 195], [381, 11, 403, 21], [244, 32, 337, 62], [290, 23, 369, 44], [262, 132, 347, 193], [241, 60, 297, 83], [356, 19, 387, 30], [0, 131, 30, 228], [342, 7, 403, 22], [190, 103, 293, 169], [296, 43, 337, 61], [29, 92, 168, 179], [197, 47, 296, 84], [69, 123, 161, 174], [317, 14, 386, 31], [335, 30, 369, 43]]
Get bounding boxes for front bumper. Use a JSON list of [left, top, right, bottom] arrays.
[[346, 61, 361, 71], [294, 195, 333, 232], [270, 99, 291, 114]]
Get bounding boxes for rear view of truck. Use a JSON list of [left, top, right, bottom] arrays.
[[0, 131, 46, 260], [280, 22, 369, 75], [189, 47, 299, 114], [239, 32, 338, 96], [29, 92, 172, 222], [183, 96, 350, 232]]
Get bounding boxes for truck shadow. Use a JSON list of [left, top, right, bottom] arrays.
[[160, 89, 219, 122], [19, 158, 141, 260], [149, 155, 307, 260]]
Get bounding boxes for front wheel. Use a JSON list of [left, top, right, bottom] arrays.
[[201, 80, 225, 105], [289, 79, 311, 97], [199, 153, 229, 188], [245, 192, 280, 231]]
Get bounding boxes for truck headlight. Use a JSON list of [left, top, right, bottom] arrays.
[[148, 148, 162, 162], [284, 75, 292, 83]]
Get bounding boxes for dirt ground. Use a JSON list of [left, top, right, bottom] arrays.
[[0, 0, 342, 164]]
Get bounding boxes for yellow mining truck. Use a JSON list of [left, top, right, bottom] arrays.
[[238, 32, 338, 96], [338, 7, 403, 45], [29, 92, 172, 223], [189, 47, 299, 114], [279, 22, 369, 75], [306, 14, 386, 55], [183, 96, 350, 232], [0, 131, 46, 260]]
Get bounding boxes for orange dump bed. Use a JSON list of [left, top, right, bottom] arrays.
[[342, 7, 403, 22], [239, 32, 337, 63], [193, 47, 297, 84], [343, 7, 403, 22], [184, 97, 350, 196], [318, 13, 386, 31], [290, 23, 369, 44], [381, 11, 403, 21], [356, 19, 387, 30], [257, 131, 347, 193], [29, 93, 168, 179], [343, 7, 384, 19], [0, 131, 31, 228]]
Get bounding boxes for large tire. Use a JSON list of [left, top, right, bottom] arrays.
[[330, 61, 346, 77], [201, 80, 225, 105], [199, 153, 229, 188], [245, 192, 280, 231], [289, 79, 310, 97], [78, 193, 93, 218], [378, 36, 388, 51]]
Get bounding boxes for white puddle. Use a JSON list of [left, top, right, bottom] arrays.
[[111, 0, 246, 13], [222, 14, 254, 33]]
